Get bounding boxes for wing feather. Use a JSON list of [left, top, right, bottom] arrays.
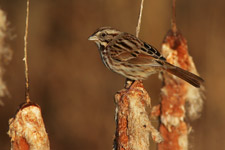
[[107, 33, 166, 66]]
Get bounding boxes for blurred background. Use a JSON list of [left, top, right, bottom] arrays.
[[0, 0, 224, 149]]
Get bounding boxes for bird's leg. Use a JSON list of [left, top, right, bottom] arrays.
[[124, 79, 143, 90], [124, 78, 135, 89]]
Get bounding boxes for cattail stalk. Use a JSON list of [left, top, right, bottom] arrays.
[[114, 81, 163, 150], [136, 0, 144, 37], [157, 0, 204, 149], [113, 0, 163, 149], [23, 0, 30, 103], [8, 1, 50, 149], [8, 103, 50, 150]]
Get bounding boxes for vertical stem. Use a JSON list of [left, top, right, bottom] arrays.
[[136, 0, 145, 37], [158, 1, 203, 149], [113, 1, 164, 150], [24, 0, 30, 103], [172, 0, 177, 33]]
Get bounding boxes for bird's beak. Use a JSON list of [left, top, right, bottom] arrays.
[[88, 35, 98, 41]]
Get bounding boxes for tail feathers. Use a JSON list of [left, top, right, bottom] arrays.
[[165, 62, 204, 88]]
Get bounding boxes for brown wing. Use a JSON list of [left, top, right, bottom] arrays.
[[107, 32, 165, 66]]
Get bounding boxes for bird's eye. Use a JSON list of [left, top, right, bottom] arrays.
[[101, 33, 106, 37]]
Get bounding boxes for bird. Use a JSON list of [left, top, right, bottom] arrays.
[[88, 27, 204, 88]]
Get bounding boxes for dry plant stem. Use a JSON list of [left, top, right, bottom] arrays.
[[158, 29, 189, 150], [136, 0, 144, 37], [8, 103, 50, 150], [113, 0, 159, 149], [158, 29, 203, 150], [158, 1, 204, 149], [171, 0, 177, 33], [24, 0, 30, 103], [8, 1, 51, 149]]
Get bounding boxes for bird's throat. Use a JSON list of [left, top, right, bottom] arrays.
[[95, 42, 106, 51]]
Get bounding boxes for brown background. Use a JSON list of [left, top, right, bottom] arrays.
[[0, 0, 225, 149]]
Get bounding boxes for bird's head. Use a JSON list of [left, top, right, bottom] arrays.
[[88, 27, 121, 48]]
